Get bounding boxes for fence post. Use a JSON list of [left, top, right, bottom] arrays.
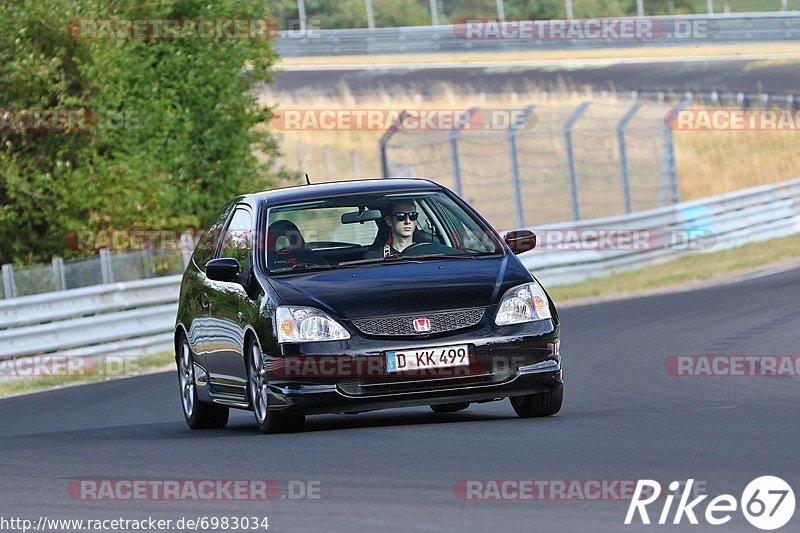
[[508, 105, 536, 228], [323, 145, 333, 180], [448, 107, 479, 197], [297, 140, 305, 173], [52, 257, 66, 291], [429, 0, 439, 26], [565, 0, 573, 19], [378, 110, 409, 177], [351, 151, 362, 179], [365, 0, 375, 29], [100, 249, 115, 284], [143, 249, 154, 278], [617, 102, 642, 214], [496, 0, 505, 19], [180, 232, 194, 268], [661, 99, 687, 205], [636, 0, 644, 16], [563, 102, 590, 221], [706, 0, 714, 14], [2, 264, 15, 299]]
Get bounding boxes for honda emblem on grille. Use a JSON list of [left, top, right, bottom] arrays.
[[412, 317, 431, 333]]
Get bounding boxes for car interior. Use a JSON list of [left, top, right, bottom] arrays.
[[265, 199, 445, 271]]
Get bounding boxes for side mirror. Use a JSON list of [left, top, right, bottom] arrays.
[[205, 257, 240, 282], [504, 230, 536, 255]]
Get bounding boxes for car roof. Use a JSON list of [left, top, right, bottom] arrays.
[[246, 178, 444, 205]]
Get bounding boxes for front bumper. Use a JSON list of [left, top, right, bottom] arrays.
[[269, 362, 562, 415], [265, 319, 562, 415]]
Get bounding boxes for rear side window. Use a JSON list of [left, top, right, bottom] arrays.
[[193, 204, 233, 271]]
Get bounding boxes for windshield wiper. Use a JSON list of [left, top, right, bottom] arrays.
[[338, 253, 475, 267], [271, 263, 334, 274], [338, 255, 421, 267]]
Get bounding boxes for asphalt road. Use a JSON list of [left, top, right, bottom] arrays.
[[272, 58, 800, 97], [1, 266, 799, 532]]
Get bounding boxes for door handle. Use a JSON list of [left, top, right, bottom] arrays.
[[237, 311, 244, 325], [201, 293, 209, 309]]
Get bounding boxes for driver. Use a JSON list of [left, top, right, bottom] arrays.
[[363, 200, 418, 259]]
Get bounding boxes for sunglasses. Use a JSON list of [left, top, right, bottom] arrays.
[[391, 211, 419, 222]]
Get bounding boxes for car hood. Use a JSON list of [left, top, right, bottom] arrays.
[[266, 255, 532, 320]]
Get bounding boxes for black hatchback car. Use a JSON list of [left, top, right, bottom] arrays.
[[175, 178, 562, 433]]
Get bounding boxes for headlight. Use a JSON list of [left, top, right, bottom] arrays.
[[276, 306, 350, 343], [495, 282, 552, 325]]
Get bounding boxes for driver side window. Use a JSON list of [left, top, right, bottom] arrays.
[[218, 207, 252, 270]]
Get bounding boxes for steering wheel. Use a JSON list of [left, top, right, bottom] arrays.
[[400, 242, 435, 255]]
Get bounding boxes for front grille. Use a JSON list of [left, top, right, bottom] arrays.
[[337, 372, 503, 396], [351, 307, 485, 337]]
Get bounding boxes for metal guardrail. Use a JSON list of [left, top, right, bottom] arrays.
[[1, 177, 798, 362], [0, 277, 181, 360], [276, 12, 800, 57], [518, 178, 800, 286]]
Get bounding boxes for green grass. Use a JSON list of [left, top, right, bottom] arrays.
[[549, 232, 800, 302], [0, 351, 175, 398]]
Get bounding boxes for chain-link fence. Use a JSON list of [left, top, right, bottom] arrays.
[[379, 101, 680, 230], [1, 249, 189, 300], [278, 140, 381, 184]]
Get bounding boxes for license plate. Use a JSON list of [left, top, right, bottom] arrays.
[[386, 345, 469, 373]]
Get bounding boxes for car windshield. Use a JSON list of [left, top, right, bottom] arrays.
[[265, 191, 502, 274]]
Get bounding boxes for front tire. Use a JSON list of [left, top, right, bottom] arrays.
[[510, 386, 563, 418], [177, 336, 229, 429], [247, 338, 305, 434]]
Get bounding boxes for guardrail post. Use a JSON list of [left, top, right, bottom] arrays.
[[100, 249, 115, 284], [52, 257, 66, 291], [2, 264, 15, 299], [564, 102, 590, 221], [617, 102, 642, 214], [508, 105, 536, 227], [379, 110, 410, 177], [449, 107, 479, 197]]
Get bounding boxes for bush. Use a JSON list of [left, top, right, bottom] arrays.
[[0, 0, 285, 264]]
